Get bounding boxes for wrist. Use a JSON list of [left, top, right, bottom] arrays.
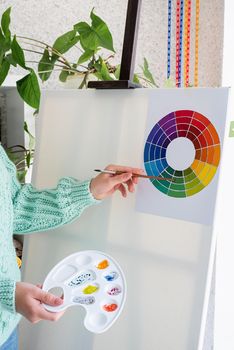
[[89, 178, 102, 200]]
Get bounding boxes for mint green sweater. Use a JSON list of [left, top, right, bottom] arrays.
[[0, 144, 98, 346]]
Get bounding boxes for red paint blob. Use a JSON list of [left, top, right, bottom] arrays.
[[103, 303, 118, 312]]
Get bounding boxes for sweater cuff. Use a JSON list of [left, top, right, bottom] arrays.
[[0, 279, 16, 314], [69, 178, 101, 209]]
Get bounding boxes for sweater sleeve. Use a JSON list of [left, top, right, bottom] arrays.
[[0, 279, 16, 313], [13, 177, 100, 234], [1, 146, 100, 234]]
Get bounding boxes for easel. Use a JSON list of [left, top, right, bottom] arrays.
[[88, 0, 142, 89]]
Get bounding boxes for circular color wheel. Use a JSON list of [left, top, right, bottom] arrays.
[[144, 110, 221, 198]]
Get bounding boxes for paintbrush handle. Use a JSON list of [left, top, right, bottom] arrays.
[[94, 169, 173, 182], [115, 171, 172, 181], [134, 174, 172, 181]]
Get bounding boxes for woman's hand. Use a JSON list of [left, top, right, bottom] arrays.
[[15, 282, 64, 324], [90, 164, 144, 200]]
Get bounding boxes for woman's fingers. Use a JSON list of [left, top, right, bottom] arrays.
[[108, 172, 132, 187], [36, 289, 63, 307], [105, 164, 144, 176], [105, 165, 144, 188], [34, 304, 65, 322], [113, 176, 138, 196], [132, 176, 139, 185], [114, 183, 127, 197], [125, 178, 134, 192], [119, 184, 127, 197], [90, 164, 144, 200]]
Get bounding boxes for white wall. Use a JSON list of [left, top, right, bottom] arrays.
[[214, 0, 234, 348], [0, 0, 224, 87], [0, 1, 225, 349]]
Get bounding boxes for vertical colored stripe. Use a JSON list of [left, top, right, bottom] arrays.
[[194, 0, 200, 86], [176, 0, 184, 87], [178, 0, 184, 87], [167, 0, 172, 79], [183, 0, 191, 87], [176, 0, 180, 87]]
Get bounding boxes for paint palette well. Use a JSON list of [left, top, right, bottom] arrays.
[[42, 250, 126, 333]]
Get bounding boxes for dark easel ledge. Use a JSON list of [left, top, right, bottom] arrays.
[[88, 0, 142, 90]]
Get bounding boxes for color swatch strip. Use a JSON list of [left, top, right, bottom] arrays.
[[194, 0, 200, 86], [184, 0, 191, 86], [167, 0, 172, 79], [144, 110, 220, 198]]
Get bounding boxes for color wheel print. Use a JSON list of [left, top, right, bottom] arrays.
[[144, 110, 221, 198]]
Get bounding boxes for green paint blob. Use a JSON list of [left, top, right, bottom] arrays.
[[83, 285, 99, 294]]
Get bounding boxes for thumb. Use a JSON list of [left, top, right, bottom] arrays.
[[37, 289, 63, 306], [110, 173, 132, 186]]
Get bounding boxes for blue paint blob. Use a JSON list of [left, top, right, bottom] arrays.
[[104, 271, 119, 282]]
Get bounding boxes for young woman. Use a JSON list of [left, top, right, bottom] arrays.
[[0, 144, 143, 349]]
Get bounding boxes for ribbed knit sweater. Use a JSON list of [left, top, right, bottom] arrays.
[[0, 144, 99, 346]]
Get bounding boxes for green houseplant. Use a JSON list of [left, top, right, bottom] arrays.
[[1, 7, 157, 107], [0, 6, 157, 177]]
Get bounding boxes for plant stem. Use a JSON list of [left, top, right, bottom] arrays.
[[9, 149, 34, 154], [17, 164, 33, 171], [22, 47, 72, 68], [26, 60, 79, 73], [38, 68, 81, 74], [26, 60, 89, 73], [74, 44, 84, 53], [78, 72, 89, 88], [137, 75, 159, 87], [17, 35, 72, 68], [22, 41, 82, 68], [23, 42, 89, 70], [15, 158, 27, 167], [104, 54, 115, 62], [7, 145, 28, 151]]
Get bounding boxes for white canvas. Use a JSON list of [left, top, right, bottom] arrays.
[[19, 89, 227, 350]]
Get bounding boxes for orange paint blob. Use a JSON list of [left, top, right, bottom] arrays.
[[96, 259, 109, 269], [103, 303, 118, 312]]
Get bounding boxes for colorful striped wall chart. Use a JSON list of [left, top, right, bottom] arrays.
[[167, 0, 200, 87]]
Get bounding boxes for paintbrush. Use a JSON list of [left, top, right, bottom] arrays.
[[94, 169, 174, 181]]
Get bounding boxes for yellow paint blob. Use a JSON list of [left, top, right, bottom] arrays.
[[96, 259, 109, 269], [16, 256, 22, 268], [83, 285, 99, 294]]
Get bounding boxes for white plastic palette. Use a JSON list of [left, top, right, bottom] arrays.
[[42, 250, 126, 333]]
